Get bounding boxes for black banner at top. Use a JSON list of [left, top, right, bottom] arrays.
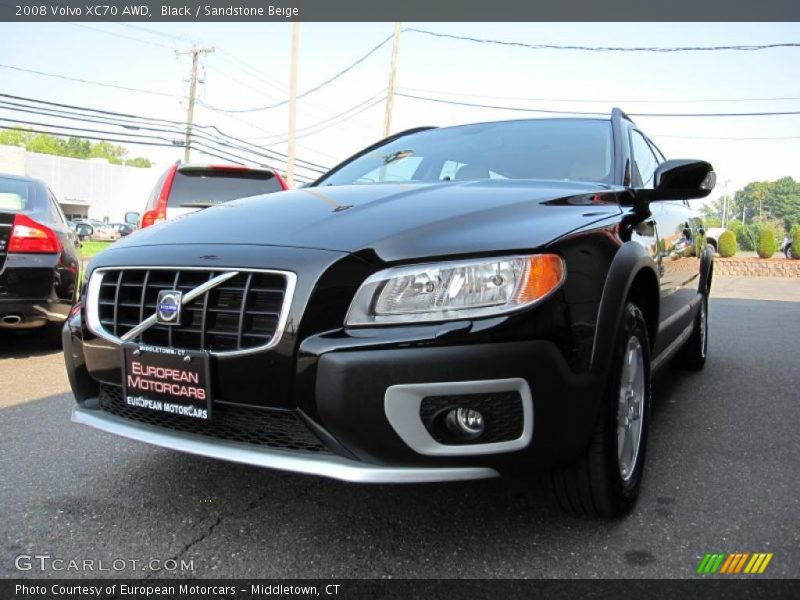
[[2, 0, 800, 22]]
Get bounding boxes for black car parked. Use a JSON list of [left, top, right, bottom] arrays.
[[65, 110, 714, 516], [1, 173, 80, 346]]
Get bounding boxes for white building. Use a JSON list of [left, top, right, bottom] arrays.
[[0, 144, 162, 222]]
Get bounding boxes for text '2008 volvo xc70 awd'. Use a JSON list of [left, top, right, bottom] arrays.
[[65, 109, 715, 517]]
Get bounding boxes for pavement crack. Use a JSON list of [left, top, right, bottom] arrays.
[[143, 514, 222, 579]]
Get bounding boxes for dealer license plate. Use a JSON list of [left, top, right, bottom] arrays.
[[122, 343, 212, 420]]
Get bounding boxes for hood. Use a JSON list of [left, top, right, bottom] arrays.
[[114, 180, 622, 263]]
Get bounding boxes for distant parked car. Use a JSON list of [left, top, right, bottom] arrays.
[[704, 227, 727, 253], [109, 223, 135, 237], [90, 223, 120, 242], [780, 237, 794, 259], [0, 173, 80, 346], [138, 162, 288, 228], [69, 220, 94, 243]]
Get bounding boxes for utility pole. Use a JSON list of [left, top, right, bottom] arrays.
[[286, 22, 300, 187], [382, 22, 402, 138], [177, 45, 215, 163], [721, 179, 730, 228]]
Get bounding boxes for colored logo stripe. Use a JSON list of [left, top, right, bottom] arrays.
[[697, 553, 725, 574], [697, 552, 773, 574]]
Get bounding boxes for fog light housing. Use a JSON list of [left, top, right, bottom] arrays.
[[445, 407, 485, 440]]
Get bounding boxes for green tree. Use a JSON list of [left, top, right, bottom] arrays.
[[0, 128, 151, 168], [732, 178, 800, 231], [769, 177, 800, 231]]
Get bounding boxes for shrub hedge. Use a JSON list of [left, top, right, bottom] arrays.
[[718, 230, 737, 257]]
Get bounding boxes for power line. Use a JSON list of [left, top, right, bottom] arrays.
[[0, 93, 329, 172], [0, 120, 310, 182], [262, 93, 386, 145], [0, 63, 181, 98], [397, 85, 800, 105], [395, 92, 800, 117], [262, 90, 386, 144], [0, 124, 181, 150], [69, 23, 176, 50], [204, 33, 395, 113], [117, 22, 199, 45], [0, 101, 325, 177], [404, 27, 800, 53], [652, 133, 800, 140]]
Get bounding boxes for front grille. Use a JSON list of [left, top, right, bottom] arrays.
[[98, 384, 330, 454], [420, 391, 524, 445], [92, 268, 291, 354]]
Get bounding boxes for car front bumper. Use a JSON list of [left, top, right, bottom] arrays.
[[70, 404, 499, 483]]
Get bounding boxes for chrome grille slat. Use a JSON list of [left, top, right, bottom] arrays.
[[86, 267, 296, 356]]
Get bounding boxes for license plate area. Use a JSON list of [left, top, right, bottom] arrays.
[[122, 343, 212, 420]]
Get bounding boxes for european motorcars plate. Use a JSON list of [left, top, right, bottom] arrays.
[[121, 343, 211, 420]]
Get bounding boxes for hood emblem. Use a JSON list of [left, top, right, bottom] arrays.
[[156, 290, 182, 325]]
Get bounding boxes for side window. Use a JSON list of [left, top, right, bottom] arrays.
[[630, 130, 659, 189], [647, 138, 666, 163], [48, 190, 68, 225]]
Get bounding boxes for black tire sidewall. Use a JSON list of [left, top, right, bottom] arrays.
[[598, 303, 652, 509]]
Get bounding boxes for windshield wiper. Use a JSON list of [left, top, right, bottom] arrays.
[[179, 202, 219, 208]]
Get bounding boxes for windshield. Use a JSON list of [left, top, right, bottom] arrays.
[[168, 170, 283, 208], [317, 119, 614, 187]]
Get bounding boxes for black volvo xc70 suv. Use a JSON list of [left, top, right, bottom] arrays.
[[65, 109, 714, 516]]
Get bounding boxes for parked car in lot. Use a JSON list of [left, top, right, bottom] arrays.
[[109, 222, 135, 237], [68, 220, 94, 243], [139, 162, 288, 228], [704, 227, 726, 254], [66, 110, 715, 517], [780, 236, 794, 259], [90, 223, 121, 242], [0, 173, 80, 346]]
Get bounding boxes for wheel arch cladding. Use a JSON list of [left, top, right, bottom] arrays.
[[591, 242, 659, 375]]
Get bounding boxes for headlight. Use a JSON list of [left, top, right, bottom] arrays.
[[346, 254, 565, 326]]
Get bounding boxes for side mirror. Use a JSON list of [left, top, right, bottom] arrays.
[[646, 159, 716, 201], [124, 211, 141, 226]]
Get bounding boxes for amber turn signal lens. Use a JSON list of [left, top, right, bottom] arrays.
[[513, 254, 566, 305]]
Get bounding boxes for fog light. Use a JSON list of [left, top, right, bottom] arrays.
[[445, 407, 485, 440]]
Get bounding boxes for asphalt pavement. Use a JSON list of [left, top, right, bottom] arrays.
[[0, 276, 798, 579]]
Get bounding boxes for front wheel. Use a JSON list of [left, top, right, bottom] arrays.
[[549, 302, 652, 517], [786, 243, 794, 259]]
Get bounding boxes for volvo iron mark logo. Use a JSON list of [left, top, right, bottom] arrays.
[[156, 290, 182, 325]]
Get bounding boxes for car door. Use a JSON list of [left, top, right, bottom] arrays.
[[630, 131, 699, 356]]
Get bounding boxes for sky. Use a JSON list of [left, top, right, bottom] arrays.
[[0, 21, 799, 199]]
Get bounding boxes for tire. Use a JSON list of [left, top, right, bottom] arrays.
[[707, 239, 717, 254], [786, 243, 794, 260], [549, 302, 652, 518], [673, 295, 708, 371]]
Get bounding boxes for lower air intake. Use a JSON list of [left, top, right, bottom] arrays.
[[98, 384, 330, 454]]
